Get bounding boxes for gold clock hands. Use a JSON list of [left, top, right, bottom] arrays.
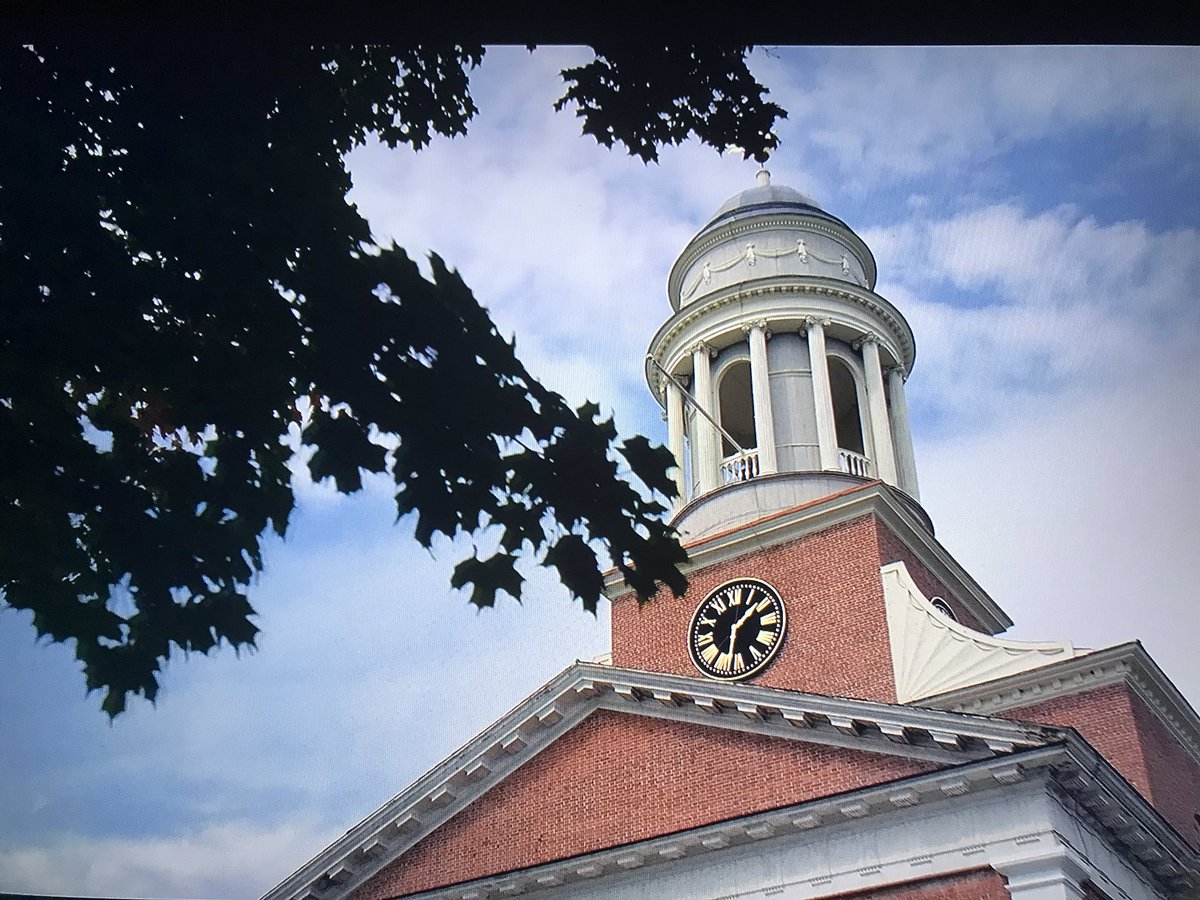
[[723, 621, 739, 651], [726, 603, 756, 650]]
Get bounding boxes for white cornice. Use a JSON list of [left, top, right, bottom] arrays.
[[644, 278, 915, 403], [605, 482, 1013, 635], [919, 641, 1200, 770], [263, 663, 1061, 900]]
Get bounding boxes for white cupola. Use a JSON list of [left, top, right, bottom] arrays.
[[646, 170, 923, 540]]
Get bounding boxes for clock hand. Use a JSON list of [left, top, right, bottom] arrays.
[[725, 619, 742, 650]]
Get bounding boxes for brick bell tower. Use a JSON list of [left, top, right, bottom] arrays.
[[608, 170, 1030, 702]]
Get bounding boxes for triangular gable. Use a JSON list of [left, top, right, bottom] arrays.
[[354, 709, 936, 899], [264, 663, 1060, 900]]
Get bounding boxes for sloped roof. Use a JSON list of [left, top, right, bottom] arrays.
[[263, 662, 1067, 900]]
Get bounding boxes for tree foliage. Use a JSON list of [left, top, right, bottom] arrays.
[[0, 40, 785, 716]]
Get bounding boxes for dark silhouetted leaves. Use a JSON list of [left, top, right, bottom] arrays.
[[1, 41, 783, 716], [543, 535, 604, 614], [304, 409, 388, 494], [620, 435, 679, 500], [451, 552, 524, 609], [556, 46, 785, 163]]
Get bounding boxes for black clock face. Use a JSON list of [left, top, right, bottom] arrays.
[[687, 578, 787, 681]]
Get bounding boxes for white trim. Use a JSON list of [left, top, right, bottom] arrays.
[[645, 279, 915, 407], [668, 213, 879, 305]]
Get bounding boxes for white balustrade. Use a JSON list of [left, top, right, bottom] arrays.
[[720, 449, 761, 484], [838, 448, 873, 477]]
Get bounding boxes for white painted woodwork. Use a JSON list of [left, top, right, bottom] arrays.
[[666, 379, 686, 509], [805, 319, 839, 472], [882, 561, 1085, 703], [860, 336, 898, 485], [746, 321, 778, 474], [887, 366, 919, 499], [691, 343, 718, 494]]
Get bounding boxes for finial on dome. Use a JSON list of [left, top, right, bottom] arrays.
[[756, 168, 771, 187]]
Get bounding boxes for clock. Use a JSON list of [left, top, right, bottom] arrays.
[[687, 578, 787, 681]]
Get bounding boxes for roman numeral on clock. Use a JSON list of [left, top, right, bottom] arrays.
[[687, 579, 785, 682]]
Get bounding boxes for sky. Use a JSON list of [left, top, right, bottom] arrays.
[[2, 46, 1199, 899]]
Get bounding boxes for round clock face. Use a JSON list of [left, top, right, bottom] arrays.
[[687, 578, 787, 681]]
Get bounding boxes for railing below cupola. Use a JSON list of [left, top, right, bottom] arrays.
[[718, 446, 871, 487], [720, 448, 761, 484], [837, 448, 873, 478]]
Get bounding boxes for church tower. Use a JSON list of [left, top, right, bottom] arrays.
[[612, 170, 1021, 703], [266, 174, 1200, 900]]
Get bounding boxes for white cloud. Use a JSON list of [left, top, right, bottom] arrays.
[[0, 821, 335, 899], [81, 509, 612, 809], [859, 195, 1200, 704], [859, 201, 1200, 432], [754, 47, 1200, 189]]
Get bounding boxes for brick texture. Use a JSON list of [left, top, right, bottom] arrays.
[[1007, 683, 1200, 849], [353, 709, 937, 899], [873, 520, 984, 632], [612, 513, 976, 702], [612, 516, 898, 701], [839, 868, 1009, 900], [1126, 690, 1200, 849]]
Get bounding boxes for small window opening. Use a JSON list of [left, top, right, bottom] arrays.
[[930, 597, 959, 622], [717, 361, 756, 457], [828, 358, 865, 454]]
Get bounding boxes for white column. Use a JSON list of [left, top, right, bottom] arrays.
[[994, 850, 1090, 900], [860, 334, 898, 485], [805, 318, 838, 471], [691, 342, 719, 493], [666, 377, 687, 508], [744, 320, 777, 474], [887, 366, 919, 499]]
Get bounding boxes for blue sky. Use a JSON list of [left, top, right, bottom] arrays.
[[2, 46, 1199, 898]]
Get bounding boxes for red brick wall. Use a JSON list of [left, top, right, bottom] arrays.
[[611, 515, 902, 702], [840, 868, 1009, 900], [354, 709, 937, 899], [1008, 684, 1151, 797], [1126, 689, 1200, 849], [873, 520, 985, 633], [1007, 683, 1200, 849]]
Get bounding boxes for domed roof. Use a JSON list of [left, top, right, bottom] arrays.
[[707, 169, 825, 226]]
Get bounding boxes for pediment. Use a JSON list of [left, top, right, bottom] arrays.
[[264, 663, 1060, 900], [357, 709, 940, 899]]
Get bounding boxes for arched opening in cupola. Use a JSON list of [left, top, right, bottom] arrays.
[[828, 357, 866, 463], [717, 360, 756, 458]]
